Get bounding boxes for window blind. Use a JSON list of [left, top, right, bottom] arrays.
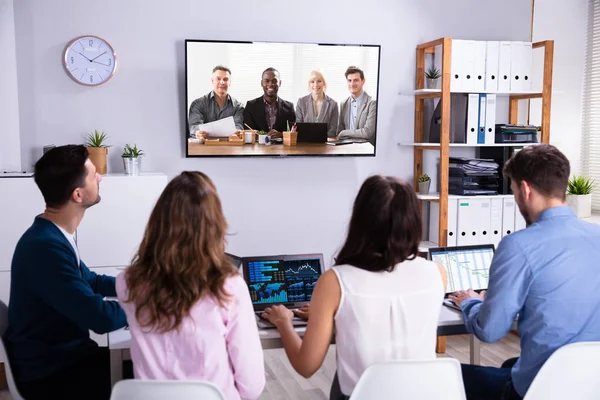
[[582, 0, 600, 210]]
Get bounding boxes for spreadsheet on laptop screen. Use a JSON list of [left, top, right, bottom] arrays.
[[430, 247, 494, 292]]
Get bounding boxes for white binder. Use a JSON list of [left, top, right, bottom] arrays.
[[502, 197, 516, 237], [484, 94, 496, 144], [510, 42, 533, 92], [466, 94, 479, 145], [457, 198, 480, 246], [473, 41, 487, 92], [498, 41, 512, 92], [521, 42, 533, 91], [428, 198, 458, 246], [477, 198, 492, 245], [485, 41, 500, 92], [490, 198, 503, 248], [514, 202, 527, 232], [450, 40, 464, 92], [461, 40, 477, 92]]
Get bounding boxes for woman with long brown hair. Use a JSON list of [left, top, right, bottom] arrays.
[[116, 171, 265, 399], [262, 175, 447, 400]]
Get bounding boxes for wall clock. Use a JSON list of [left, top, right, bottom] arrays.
[[64, 35, 117, 86]]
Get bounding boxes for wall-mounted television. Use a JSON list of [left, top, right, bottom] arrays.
[[185, 39, 381, 158]]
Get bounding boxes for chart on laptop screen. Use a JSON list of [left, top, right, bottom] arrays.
[[247, 260, 289, 304], [431, 248, 493, 292], [284, 258, 321, 302]]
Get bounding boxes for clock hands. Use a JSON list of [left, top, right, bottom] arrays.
[[76, 51, 92, 62], [91, 51, 107, 61]]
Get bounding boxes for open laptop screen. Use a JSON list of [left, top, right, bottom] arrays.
[[243, 254, 324, 310], [429, 245, 494, 293]]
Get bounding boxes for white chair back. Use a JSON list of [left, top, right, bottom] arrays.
[[0, 300, 25, 400], [350, 358, 466, 400], [524, 341, 600, 400], [110, 379, 226, 400]]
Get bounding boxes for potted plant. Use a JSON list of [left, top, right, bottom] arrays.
[[425, 67, 441, 89], [566, 175, 595, 218], [84, 130, 111, 175], [121, 144, 144, 176], [257, 130, 269, 145], [418, 173, 431, 195]]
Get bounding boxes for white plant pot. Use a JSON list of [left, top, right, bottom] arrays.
[[566, 194, 592, 218], [418, 181, 431, 195], [425, 78, 439, 89], [123, 157, 142, 175]]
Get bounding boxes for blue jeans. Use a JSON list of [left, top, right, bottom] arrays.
[[461, 358, 523, 400]]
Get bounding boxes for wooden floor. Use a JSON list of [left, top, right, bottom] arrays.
[[0, 334, 521, 400]]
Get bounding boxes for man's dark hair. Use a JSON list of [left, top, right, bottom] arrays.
[[345, 65, 365, 80], [212, 65, 231, 75], [503, 144, 570, 200], [262, 67, 279, 77], [34, 145, 89, 208], [335, 175, 421, 272]]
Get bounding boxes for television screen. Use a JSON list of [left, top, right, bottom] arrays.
[[185, 40, 380, 158]]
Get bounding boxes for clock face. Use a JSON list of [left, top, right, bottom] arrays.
[[64, 35, 117, 86]]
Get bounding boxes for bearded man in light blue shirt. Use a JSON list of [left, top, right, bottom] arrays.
[[450, 144, 600, 400]]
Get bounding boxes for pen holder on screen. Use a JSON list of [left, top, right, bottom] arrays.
[[283, 131, 297, 146], [243, 130, 256, 144]]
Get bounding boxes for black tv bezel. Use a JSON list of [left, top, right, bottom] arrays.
[[184, 38, 381, 159]]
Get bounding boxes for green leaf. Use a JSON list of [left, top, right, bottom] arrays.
[[418, 173, 431, 183], [122, 143, 144, 158], [425, 66, 441, 79], [567, 175, 596, 195], [84, 129, 111, 147]]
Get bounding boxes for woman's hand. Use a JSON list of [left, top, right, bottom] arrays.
[[262, 305, 294, 328], [293, 304, 310, 320]]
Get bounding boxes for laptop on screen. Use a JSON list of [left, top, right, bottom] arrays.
[[242, 253, 325, 327], [296, 123, 328, 143], [428, 244, 495, 310]]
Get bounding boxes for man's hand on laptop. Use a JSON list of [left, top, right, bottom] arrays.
[[449, 289, 484, 307], [293, 304, 310, 320], [262, 305, 293, 328]]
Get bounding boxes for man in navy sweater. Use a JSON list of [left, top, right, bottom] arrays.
[[4, 145, 127, 399]]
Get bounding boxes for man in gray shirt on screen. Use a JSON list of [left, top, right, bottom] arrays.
[[188, 65, 244, 138], [337, 66, 377, 145]]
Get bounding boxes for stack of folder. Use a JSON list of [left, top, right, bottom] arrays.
[[448, 157, 499, 195]]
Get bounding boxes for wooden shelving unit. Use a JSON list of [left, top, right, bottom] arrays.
[[412, 37, 554, 353]]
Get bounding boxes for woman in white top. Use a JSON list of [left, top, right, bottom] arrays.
[[262, 175, 447, 399]]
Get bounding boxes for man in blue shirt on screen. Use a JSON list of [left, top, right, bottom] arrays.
[[450, 144, 600, 400], [188, 65, 244, 139]]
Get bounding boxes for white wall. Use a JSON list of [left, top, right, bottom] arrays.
[[531, 0, 588, 174], [0, 0, 21, 171], [10, 0, 531, 266]]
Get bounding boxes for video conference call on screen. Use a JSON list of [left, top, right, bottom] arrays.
[[245, 258, 321, 306], [185, 40, 381, 158]]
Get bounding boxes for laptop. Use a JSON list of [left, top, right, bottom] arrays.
[[428, 244, 495, 311], [241, 253, 325, 328], [226, 252, 243, 270], [296, 122, 328, 143]]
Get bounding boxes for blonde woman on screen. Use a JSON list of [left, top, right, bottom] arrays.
[[116, 171, 265, 400], [295, 70, 339, 138], [261, 176, 447, 400]]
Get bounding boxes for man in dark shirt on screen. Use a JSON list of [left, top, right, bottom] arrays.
[[188, 65, 244, 138], [243, 67, 296, 139]]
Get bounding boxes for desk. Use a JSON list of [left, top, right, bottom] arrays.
[[108, 306, 479, 387], [187, 142, 375, 156]]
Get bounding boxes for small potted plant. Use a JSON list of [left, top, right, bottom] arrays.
[[566, 175, 595, 218], [418, 173, 431, 195], [121, 144, 144, 176], [257, 130, 269, 145], [425, 66, 441, 89], [84, 130, 111, 175]]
